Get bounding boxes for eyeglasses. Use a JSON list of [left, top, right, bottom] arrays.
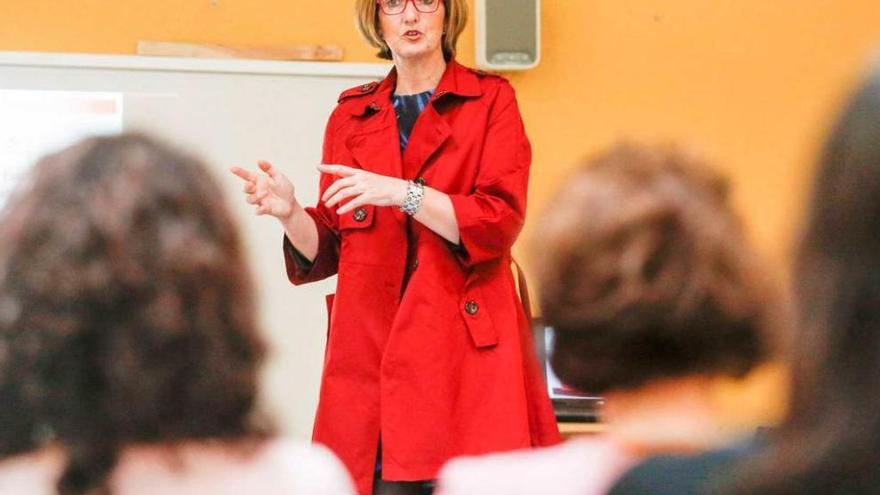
[[377, 0, 442, 15]]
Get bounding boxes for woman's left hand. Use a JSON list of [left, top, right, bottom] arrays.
[[319, 164, 408, 215]]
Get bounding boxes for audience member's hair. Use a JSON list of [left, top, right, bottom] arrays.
[[0, 134, 269, 495], [732, 60, 880, 495], [533, 143, 777, 395], [0, 378, 36, 458]]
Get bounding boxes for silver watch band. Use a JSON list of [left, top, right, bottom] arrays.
[[400, 180, 425, 216]]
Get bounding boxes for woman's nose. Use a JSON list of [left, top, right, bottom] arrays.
[[402, 1, 420, 21]]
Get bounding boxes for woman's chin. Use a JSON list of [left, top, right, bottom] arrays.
[[392, 44, 442, 63]]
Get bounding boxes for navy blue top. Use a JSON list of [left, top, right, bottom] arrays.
[[391, 90, 434, 152]]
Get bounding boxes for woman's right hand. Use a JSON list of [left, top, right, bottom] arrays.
[[231, 161, 297, 219]]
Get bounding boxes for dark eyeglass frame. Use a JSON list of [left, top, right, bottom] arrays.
[[377, 0, 443, 16]]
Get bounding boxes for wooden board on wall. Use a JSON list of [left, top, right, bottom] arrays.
[[137, 40, 344, 61]]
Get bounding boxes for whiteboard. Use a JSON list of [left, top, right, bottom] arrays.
[[0, 51, 390, 439], [0, 90, 124, 204]]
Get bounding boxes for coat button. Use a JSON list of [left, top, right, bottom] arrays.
[[464, 300, 479, 315], [360, 82, 376, 93], [353, 207, 368, 222], [368, 102, 381, 111]]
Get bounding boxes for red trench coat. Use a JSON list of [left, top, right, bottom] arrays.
[[283, 60, 561, 494]]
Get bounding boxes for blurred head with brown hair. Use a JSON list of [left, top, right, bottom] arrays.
[[533, 142, 777, 397], [0, 133, 268, 494]]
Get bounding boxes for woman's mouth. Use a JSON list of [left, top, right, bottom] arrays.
[[403, 30, 423, 41]]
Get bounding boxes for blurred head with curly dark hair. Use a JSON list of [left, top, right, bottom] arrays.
[[532, 142, 780, 397], [0, 133, 269, 494]]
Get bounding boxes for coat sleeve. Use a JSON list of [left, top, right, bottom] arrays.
[[448, 82, 531, 268], [283, 109, 343, 285]]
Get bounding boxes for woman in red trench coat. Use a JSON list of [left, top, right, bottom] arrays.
[[232, 0, 560, 493]]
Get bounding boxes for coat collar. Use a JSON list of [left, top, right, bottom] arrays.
[[433, 59, 483, 100], [346, 59, 482, 117]]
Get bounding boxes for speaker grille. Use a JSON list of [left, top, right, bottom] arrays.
[[485, 0, 538, 65]]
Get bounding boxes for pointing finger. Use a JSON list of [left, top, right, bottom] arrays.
[[230, 166, 257, 182], [318, 164, 357, 178]]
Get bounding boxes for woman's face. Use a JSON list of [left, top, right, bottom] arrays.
[[378, 0, 446, 62]]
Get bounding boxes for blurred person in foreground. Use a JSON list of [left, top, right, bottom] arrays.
[[609, 57, 880, 495], [0, 134, 354, 495], [435, 142, 784, 495]]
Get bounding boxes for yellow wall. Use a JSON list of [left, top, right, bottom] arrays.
[[0, 1, 474, 64], [5, 1, 880, 262], [5, 0, 880, 429]]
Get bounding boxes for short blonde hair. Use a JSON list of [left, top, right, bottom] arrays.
[[355, 0, 468, 61]]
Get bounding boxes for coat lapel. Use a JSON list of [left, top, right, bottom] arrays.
[[346, 107, 400, 179], [344, 68, 406, 224], [402, 61, 483, 181], [402, 103, 451, 180]]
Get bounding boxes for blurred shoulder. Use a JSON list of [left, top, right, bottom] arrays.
[[0, 448, 64, 495], [260, 439, 355, 495], [436, 438, 637, 495], [113, 438, 355, 495]]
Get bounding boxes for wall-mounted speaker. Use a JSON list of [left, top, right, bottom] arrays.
[[476, 0, 541, 71]]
